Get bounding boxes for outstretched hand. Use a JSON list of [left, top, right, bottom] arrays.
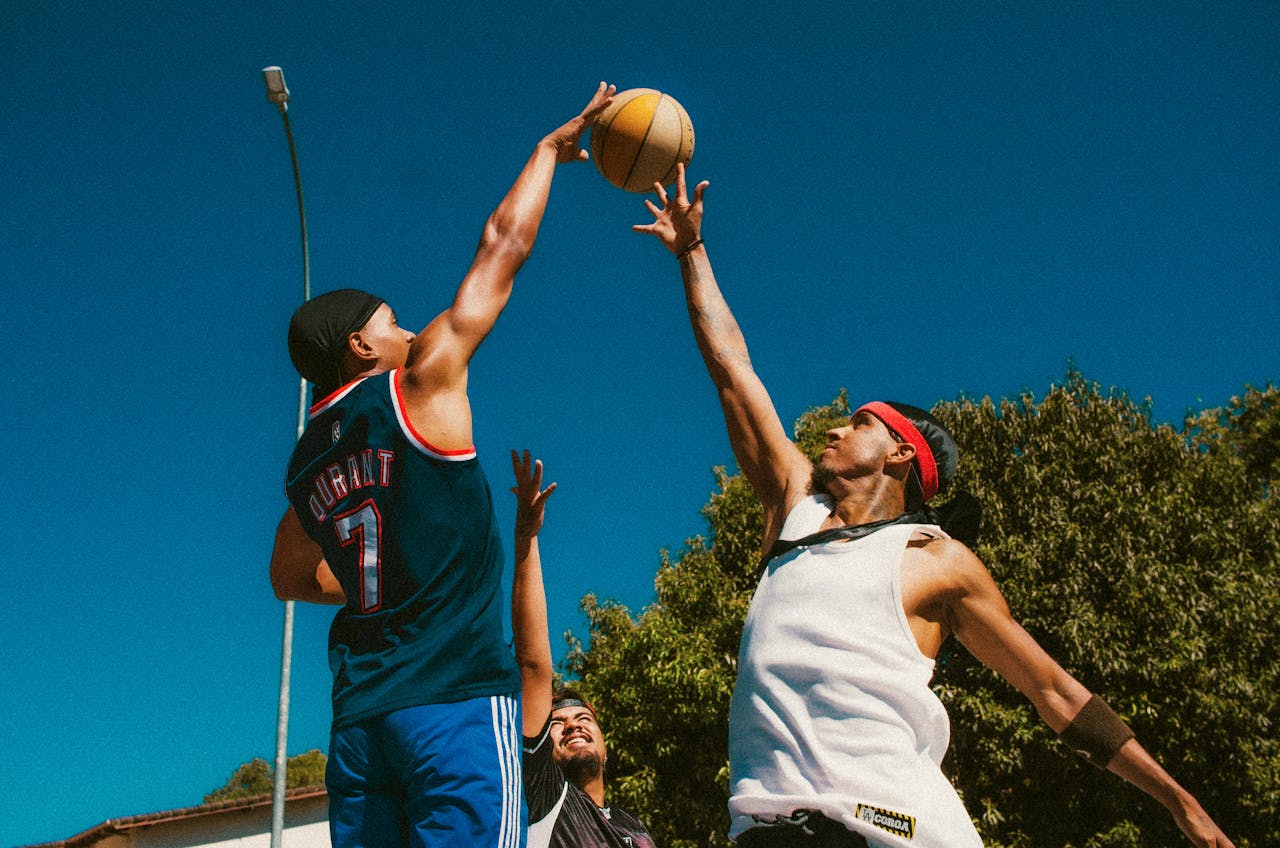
[[542, 82, 616, 164], [633, 161, 709, 255], [511, 449, 556, 541], [1172, 800, 1235, 848]]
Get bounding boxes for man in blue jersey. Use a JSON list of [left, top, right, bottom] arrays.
[[633, 164, 1233, 848], [509, 451, 658, 848], [268, 82, 615, 848]]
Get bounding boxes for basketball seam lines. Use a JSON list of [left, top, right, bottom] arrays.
[[622, 93, 663, 192], [593, 103, 619, 169], [591, 88, 637, 187], [659, 106, 689, 189]]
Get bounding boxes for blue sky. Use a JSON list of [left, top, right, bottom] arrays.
[[2, 2, 1276, 845]]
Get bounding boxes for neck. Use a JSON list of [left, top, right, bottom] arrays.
[[348, 364, 386, 384], [577, 775, 606, 807], [562, 756, 607, 806], [820, 476, 906, 527]]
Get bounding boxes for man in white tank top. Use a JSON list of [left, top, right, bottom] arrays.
[[633, 164, 1233, 848]]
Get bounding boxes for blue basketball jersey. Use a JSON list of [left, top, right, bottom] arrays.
[[285, 369, 520, 728]]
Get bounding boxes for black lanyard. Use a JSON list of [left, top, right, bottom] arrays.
[[759, 510, 931, 575]]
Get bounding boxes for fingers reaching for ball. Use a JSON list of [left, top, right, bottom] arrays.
[[633, 161, 708, 257], [545, 82, 617, 165], [580, 81, 616, 125], [672, 161, 709, 209]]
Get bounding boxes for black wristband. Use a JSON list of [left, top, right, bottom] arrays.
[[677, 237, 704, 259], [1059, 695, 1135, 769]]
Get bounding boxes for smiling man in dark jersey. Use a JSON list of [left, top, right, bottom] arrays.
[[510, 451, 657, 848]]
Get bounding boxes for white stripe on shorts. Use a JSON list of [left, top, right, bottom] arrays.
[[491, 694, 522, 848]]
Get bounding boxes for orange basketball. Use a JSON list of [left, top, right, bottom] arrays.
[[589, 88, 695, 193]]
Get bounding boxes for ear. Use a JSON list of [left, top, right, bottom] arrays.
[[346, 330, 378, 366], [885, 440, 916, 477]]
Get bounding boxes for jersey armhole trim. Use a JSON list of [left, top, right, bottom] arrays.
[[390, 369, 477, 461], [894, 524, 947, 666], [523, 719, 552, 754]]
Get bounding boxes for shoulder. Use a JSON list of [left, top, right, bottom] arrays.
[[901, 535, 1012, 643], [609, 806, 656, 843], [903, 535, 997, 598], [610, 804, 651, 828], [400, 310, 468, 385], [522, 717, 568, 814]]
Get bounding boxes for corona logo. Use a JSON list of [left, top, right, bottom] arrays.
[[856, 803, 916, 840]]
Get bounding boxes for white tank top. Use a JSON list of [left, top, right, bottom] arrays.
[[727, 495, 983, 847]]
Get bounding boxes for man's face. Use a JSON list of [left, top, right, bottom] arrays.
[[817, 409, 903, 481], [549, 705, 606, 781], [353, 303, 414, 370]]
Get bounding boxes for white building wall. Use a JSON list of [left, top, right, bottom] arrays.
[[111, 796, 330, 848]]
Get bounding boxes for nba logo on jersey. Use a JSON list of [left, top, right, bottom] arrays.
[[331, 420, 341, 445]]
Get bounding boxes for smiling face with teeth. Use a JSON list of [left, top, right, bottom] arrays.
[[550, 703, 608, 785]]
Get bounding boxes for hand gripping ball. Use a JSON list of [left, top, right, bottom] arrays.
[[589, 88, 695, 192]]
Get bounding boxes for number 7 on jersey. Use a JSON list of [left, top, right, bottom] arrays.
[[333, 500, 383, 613]]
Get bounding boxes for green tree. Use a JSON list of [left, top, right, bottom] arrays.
[[564, 372, 1278, 848], [1183, 383, 1279, 497], [204, 749, 328, 803]]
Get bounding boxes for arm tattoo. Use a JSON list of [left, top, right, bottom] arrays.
[[682, 257, 752, 368]]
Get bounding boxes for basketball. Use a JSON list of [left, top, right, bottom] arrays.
[[590, 88, 695, 193]]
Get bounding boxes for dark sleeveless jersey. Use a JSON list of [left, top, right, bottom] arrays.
[[524, 718, 657, 848], [284, 369, 519, 728]]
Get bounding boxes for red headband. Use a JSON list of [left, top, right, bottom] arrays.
[[855, 401, 939, 502]]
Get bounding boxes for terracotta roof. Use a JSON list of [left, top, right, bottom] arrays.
[[19, 786, 327, 848]]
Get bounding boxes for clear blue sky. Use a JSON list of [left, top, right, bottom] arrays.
[[2, 2, 1276, 845]]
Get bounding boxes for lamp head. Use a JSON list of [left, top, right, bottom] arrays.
[[262, 66, 290, 108]]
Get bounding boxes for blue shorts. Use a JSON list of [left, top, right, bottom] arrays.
[[327, 694, 524, 848]]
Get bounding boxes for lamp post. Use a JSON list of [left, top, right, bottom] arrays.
[[261, 65, 310, 848]]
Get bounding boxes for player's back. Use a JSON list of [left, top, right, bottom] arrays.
[[285, 370, 519, 727]]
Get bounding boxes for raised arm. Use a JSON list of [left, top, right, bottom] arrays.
[[510, 450, 558, 738], [398, 84, 615, 442], [269, 506, 346, 605], [935, 541, 1234, 847], [634, 164, 811, 545]]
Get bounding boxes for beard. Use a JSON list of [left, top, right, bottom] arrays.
[[557, 747, 604, 787], [809, 462, 836, 497]]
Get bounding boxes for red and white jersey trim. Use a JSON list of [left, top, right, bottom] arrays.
[[390, 369, 477, 461], [309, 378, 369, 417]]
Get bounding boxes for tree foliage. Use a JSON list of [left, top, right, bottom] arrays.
[[204, 749, 327, 803], [563, 373, 1278, 848]]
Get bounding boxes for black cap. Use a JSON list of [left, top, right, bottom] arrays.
[[551, 687, 596, 715], [856, 401, 958, 502], [287, 289, 384, 393]]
